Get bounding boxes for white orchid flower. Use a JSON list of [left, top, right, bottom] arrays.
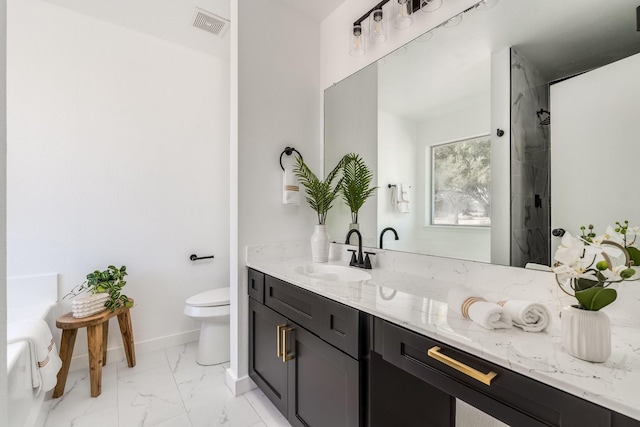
[[552, 263, 599, 282], [626, 226, 640, 235], [554, 232, 586, 266]]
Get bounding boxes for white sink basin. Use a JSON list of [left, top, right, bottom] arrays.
[[295, 264, 372, 282]]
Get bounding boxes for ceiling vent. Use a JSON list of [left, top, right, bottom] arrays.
[[192, 8, 229, 36]]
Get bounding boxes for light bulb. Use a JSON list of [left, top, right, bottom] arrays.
[[394, 0, 413, 29], [350, 24, 365, 56], [370, 9, 387, 44]]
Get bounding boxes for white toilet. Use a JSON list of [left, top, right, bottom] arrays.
[[184, 287, 230, 366]]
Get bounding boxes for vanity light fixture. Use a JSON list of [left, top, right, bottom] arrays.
[[370, 8, 388, 44], [420, 0, 443, 13], [350, 0, 421, 56], [350, 23, 366, 57], [394, 0, 414, 29]]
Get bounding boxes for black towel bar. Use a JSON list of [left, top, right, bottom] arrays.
[[190, 254, 214, 261]]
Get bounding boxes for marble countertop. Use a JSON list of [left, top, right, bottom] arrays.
[[246, 244, 640, 422]]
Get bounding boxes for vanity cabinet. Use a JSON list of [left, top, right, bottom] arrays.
[[373, 318, 640, 427], [248, 269, 366, 427]]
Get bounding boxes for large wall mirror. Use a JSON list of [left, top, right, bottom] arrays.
[[325, 0, 640, 267]]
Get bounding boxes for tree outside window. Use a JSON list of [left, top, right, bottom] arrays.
[[431, 135, 491, 226]]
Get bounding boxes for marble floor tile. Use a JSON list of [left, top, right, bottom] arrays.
[[117, 364, 187, 427], [44, 363, 118, 427], [44, 404, 119, 427], [178, 366, 261, 427], [244, 389, 290, 427], [117, 348, 169, 379], [148, 412, 192, 427], [42, 341, 286, 427], [164, 341, 224, 384]]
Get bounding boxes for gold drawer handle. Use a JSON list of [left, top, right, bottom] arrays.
[[276, 324, 286, 358], [427, 346, 497, 386], [282, 327, 295, 362]]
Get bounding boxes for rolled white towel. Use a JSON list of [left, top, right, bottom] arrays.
[[72, 306, 107, 318], [447, 287, 512, 330], [494, 299, 550, 332], [72, 293, 108, 307], [72, 299, 107, 310]]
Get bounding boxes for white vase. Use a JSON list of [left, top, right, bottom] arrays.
[[561, 306, 611, 363], [311, 224, 330, 263]]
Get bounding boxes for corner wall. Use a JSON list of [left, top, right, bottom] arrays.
[[231, 0, 322, 392]]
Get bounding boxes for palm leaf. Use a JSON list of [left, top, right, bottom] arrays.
[[293, 156, 345, 224], [340, 153, 377, 223]]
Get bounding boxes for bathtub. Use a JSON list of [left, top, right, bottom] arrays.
[[7, 274, 58, 427]]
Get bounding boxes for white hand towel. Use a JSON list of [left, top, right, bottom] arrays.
[[447, 287, 512, 330], [282, 168, 300, 205], [7, 319, 63, 394], [396, 183, 410, 213], [493, 299, 550, 332]]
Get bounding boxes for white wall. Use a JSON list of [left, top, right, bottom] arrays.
[[320, 0, 477, 90], [377, 111, 417, 250], [1, 0, 7, 423], [231, 0, 322, 392], [7, 0, 230, 357], [415, 100, 491, 262], [551, 52, 640, 238]]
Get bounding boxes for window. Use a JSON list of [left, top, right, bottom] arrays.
[[431, 135, 491, 226]]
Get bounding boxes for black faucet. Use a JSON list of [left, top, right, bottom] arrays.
[[345, 229, 374, 269], [379, 227, 399, 249]]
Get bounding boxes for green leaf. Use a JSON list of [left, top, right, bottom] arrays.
[[573, 277, 599, 291], [627, 246, 640, 267], [575, 287, 617, 311]]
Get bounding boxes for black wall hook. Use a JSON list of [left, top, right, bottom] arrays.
[[280, 147, 303, 171]]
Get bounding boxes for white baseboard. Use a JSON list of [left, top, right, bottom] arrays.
[[225, 368, 256, 396], [68, 329, 200, 372]]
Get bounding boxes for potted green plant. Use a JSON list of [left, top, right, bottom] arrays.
[[340, 153, 377, 231], [65, 265, 132, 312], [294, 156, 344, 262], [553, 221, 638, 362]]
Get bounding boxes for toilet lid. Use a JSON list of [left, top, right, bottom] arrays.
[[185, 287, 230, 307]]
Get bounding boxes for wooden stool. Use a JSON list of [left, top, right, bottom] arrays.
[[53, 300, 135, 398]]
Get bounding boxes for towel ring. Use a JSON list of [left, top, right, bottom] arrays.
[[280, 147, 303, 171]]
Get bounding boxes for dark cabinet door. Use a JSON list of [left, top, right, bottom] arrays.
[[286, 323, 362, 427], [248, 299, 288, 416]]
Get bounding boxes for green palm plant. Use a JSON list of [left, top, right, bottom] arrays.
[[294, 156, 344, 225], [341, 153, 377, 224]]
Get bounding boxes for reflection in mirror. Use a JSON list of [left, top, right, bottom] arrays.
[[325, 0, 640, 267]]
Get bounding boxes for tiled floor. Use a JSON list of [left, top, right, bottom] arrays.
[[43, 342, 291, 427]]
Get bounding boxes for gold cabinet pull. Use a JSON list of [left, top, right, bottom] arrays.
[[276, 324, 286, 358], [282, 327, 295, 362], [427, 346, 497, 386]]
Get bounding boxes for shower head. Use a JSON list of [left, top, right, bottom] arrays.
[[537, 109, 550, 125]]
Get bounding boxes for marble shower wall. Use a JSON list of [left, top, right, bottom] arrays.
[[510, 49, 551, 267]]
